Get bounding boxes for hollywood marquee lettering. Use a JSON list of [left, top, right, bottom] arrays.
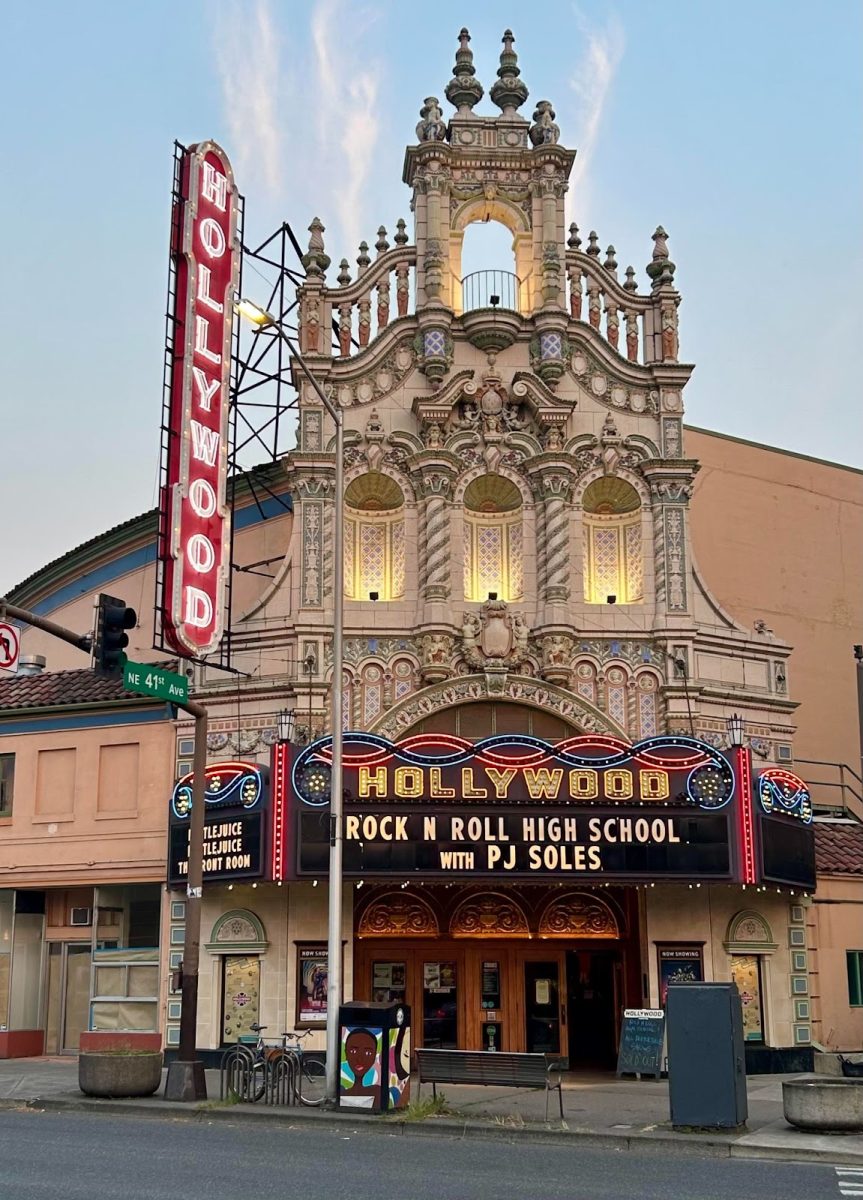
[[356, 764, 671, 803], [160, 140, 239, 657], [289, 732, 737, 882]]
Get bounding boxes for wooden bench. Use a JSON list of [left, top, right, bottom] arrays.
[[415, 1048, 564, 1121]]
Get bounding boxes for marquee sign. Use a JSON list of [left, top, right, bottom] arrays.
[[292, 733, 736, 810], [168, 761, 268, 885], [160, 140, 239, 658], [288, 733, 740, 882]]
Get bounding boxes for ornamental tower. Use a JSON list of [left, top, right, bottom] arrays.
[[274, 27, 792, 760]]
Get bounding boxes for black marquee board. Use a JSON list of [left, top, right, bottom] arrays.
[[616, 1008, 665, 1079]]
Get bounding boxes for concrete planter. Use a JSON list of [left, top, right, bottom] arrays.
[[783, 1075, 863, 1132], [78, 1051, 163, 1098]]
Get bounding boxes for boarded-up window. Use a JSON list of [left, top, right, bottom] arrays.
[[34, 748, 76, 818], [97, 744, 140, 816]]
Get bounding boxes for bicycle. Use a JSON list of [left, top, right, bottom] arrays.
[[280, 1028, 326, 1106], [222, 1025, 326, 1106]]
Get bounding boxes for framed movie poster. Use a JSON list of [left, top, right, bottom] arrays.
[[296, 944, 329, 1027], [657, 944, 704, 1006]]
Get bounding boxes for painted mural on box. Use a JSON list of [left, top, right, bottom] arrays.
[[340, 1026, 383, 1109]]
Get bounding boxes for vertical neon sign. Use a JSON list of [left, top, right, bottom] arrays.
[[161, 141, 239, 658], [271, 742, 289, 882], [734, 745, 757, 884]]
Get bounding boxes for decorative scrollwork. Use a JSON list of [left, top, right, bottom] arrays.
[[450, 892, 529, 937], [538, 893, 619, 938], [358, 893, 439, 938]]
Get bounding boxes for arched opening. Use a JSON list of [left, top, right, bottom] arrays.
[[459, 220, 520, 312], [449, 198, 533, 315], [344, 472, 405, 601], [582, 478, 644, 605], [463, 475, 523, 603]]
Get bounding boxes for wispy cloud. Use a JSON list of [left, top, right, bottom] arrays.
[[214, 0, 283, 199], [566, 8, 625, 227], [310, 0, 381, 256]]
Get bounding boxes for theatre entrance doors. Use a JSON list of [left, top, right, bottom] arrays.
[[354, 885, 638, 1065]]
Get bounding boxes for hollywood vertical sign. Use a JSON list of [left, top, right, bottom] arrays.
[[160, 141, 239, 657]]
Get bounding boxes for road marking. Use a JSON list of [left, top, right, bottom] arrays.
[[837, 1170, 863, 1175]]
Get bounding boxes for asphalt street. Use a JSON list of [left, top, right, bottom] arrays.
[[0, 1110, 847, 1199]]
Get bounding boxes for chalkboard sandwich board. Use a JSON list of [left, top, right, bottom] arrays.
[[616, 1008, 665, 1079]]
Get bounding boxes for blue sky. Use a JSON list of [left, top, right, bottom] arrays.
[[1, 0, 861, 592]]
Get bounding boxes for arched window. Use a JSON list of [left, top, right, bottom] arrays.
[[345, 473, 405, 601], [582, 478, 643, 604], [603, 666, 629, 732], [463, 476, 524, 603], [574, 660, 597, 704], [636, 673, 659, 739]]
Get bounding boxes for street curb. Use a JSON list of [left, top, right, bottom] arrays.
[[3, 1095, 862, 1166]]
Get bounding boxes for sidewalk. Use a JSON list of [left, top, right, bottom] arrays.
[[1, 1057, 861, 1166]]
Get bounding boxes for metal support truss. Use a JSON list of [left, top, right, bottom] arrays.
[[154, 142, 306, 671]]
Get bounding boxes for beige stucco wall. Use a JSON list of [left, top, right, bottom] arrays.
[[646, 887, 799, 1047], [687, 428, 863, 774], [184, 881, 353, 1052], [0, 712, 175, 888], [809, 875, 863, 1050]]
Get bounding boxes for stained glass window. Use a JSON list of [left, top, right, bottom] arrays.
[[345, 514, 406, 600], [464, 514, 523, 602]]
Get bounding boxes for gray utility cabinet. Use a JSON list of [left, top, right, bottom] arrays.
[[666, 982, 748, 1129]]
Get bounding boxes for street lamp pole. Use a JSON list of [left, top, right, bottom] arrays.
[[236, 301, 344, 1105]]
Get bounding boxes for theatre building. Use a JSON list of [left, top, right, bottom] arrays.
[[258, 28, 816, 1069], [7, 28, 856, 1067]]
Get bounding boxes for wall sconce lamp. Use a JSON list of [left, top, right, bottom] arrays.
[[276, 709, 296, 744], [726, 712, 745, 747]]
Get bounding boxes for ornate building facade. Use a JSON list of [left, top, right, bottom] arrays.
[[238, 29, 806, 1065]]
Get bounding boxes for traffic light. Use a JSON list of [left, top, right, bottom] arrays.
[[92, 594, 137, 677]]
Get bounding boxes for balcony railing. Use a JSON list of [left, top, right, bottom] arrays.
[[460, 270, 521, 314]]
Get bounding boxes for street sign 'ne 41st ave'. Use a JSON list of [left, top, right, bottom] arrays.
[[123, 661, 188, 703]]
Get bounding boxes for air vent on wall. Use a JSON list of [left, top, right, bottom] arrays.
[[70, 907, 92, 927]]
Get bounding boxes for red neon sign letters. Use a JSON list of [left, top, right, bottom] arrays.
[[161, 141, 239, 657]]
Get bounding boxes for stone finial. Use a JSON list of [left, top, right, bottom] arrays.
[[586, 230, 600, 257], [445, 27, 483, 113], [337, 258, 352, 287], [394, 218, 409, 246], [646, 225, 676, 287], [357, 241, 371, 273], [490, 29, 528, 115], [301, 216, 330, 277], [567, 222, 582, 250], [604, 245, 618, 276], [529, 100, 560, 146], [375, 226, 389, 255], [416, 96, 447, 142], [623, 265, 638, 292]]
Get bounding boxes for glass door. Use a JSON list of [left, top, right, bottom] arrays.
[[222, 955, 261, 1044], [46, 943, 91, 1053], [524, 961, 560, 1054], [731, 954, 765, 1042], [422, 960, 458, 1048]]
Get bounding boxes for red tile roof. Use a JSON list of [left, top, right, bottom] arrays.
[[0, 668, 158, 711], [815, 821, 863, 875]]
